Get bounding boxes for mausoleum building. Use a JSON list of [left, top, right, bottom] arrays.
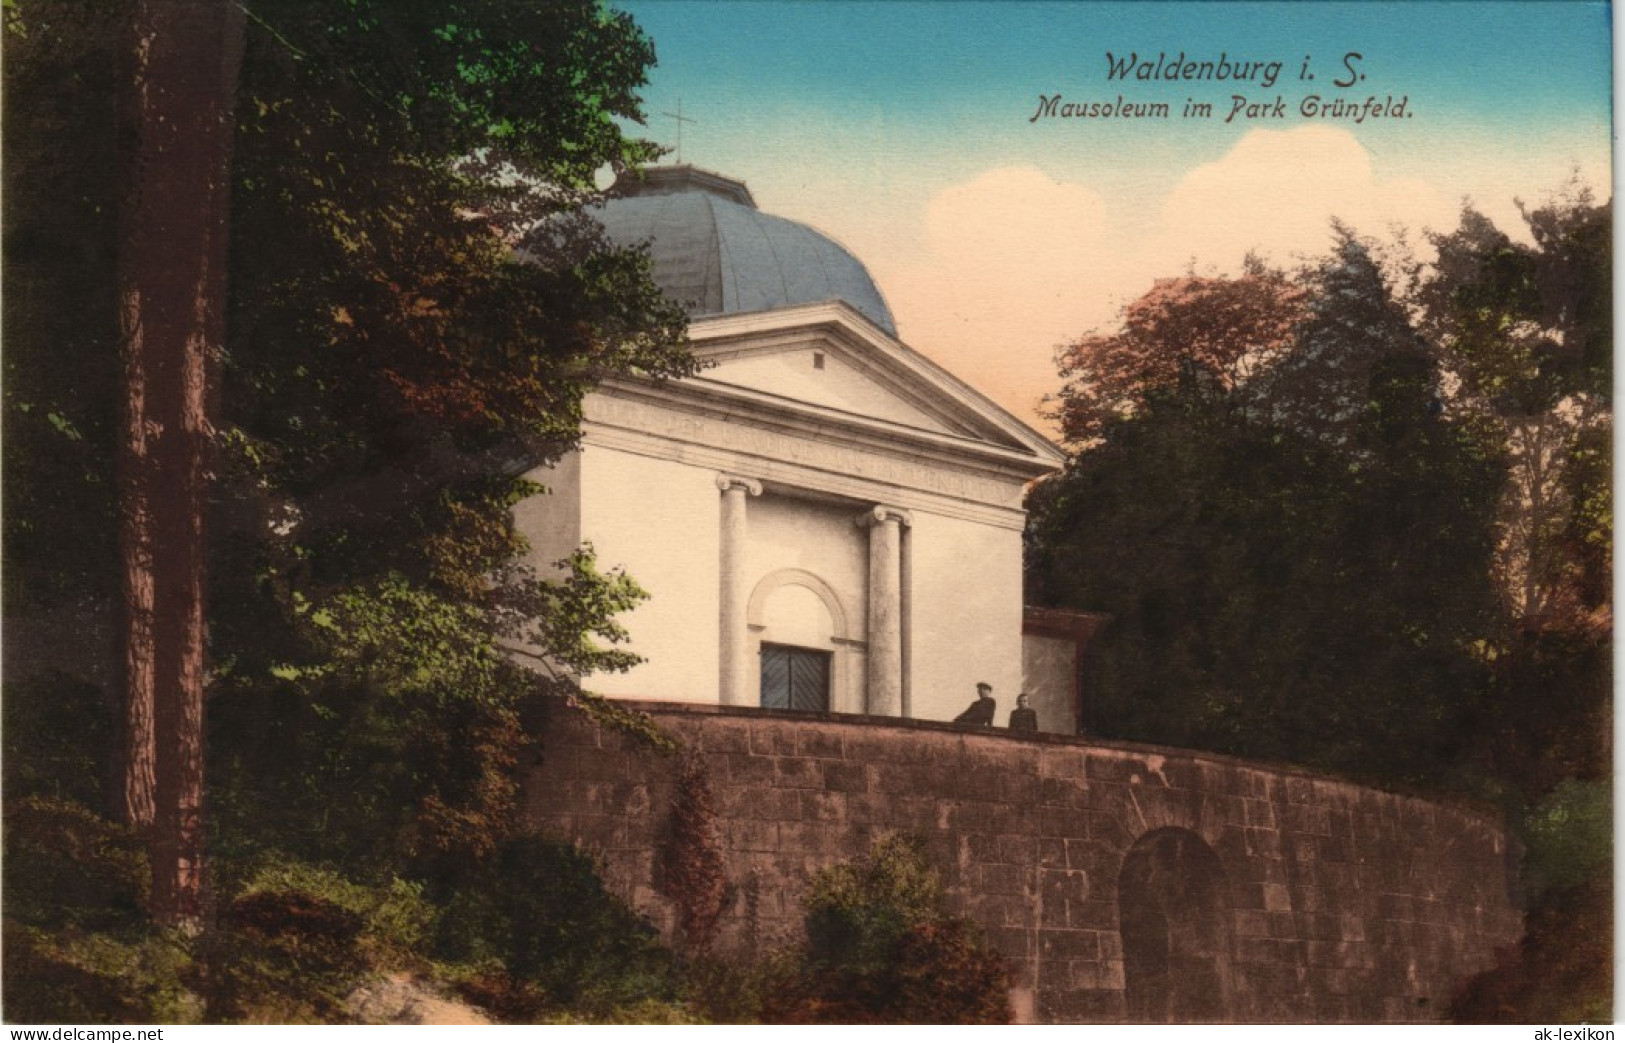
[[513, 171, 1523, 1026], [515, 167, 1088, 730]]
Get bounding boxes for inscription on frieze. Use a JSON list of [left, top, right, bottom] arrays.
[[588, 393, 1021, 507]]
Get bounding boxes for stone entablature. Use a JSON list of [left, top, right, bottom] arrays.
[[525, 701, 1523, 1024], [583, 386, 1030, 530], [581, 301, 1063, 532]]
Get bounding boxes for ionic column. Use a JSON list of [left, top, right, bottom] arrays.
[[857, 505, 911, 716], [717, 475, 762, 705]]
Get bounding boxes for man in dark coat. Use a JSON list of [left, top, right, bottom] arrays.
[[954, 682, 996, 725]]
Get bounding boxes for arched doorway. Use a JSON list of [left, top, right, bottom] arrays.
[[1117, 827, 1234, 1022], [747, 568, 857, 713]]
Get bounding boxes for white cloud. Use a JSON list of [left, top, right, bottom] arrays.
[[1144, 125, 1455, 271], [878, 128, 1467, 428], [874, 166, 1119, 421]]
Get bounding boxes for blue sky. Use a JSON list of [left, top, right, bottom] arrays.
[[629, 2, 1607, 121], [614, 1, 1613, 423]]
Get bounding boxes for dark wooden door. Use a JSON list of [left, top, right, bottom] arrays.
[[759, 644, 831, 711]]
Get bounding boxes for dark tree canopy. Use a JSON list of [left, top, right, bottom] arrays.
[[1031, 186, 1612, 1028], [1418, 192, 1612, 630], [4, 3, 127, 614], [1416, 193, 1613, 798], [1255, 227, 1437, 453], [1028, 231, 1509, 787], [6, 0, 695, 875], [211, 0, 696, 868]]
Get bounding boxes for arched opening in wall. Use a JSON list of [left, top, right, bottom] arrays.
[[1117, 827, 1234, 1023], [756, 579, 837, 711], [748, 569, 858, 712], [758, 584, 833, 710]]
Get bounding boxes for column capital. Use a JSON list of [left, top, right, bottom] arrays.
[[856, 504, 912, 529], [716, 474, 763, 497]]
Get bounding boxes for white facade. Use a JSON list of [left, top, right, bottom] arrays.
[[518, 299, 1066, 726], [514, 167, 1069, 728]]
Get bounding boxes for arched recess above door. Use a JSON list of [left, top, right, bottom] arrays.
[[746, 568, 854, 643]]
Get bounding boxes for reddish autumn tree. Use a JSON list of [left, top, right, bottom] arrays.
[[1049, 263, 1304, 445]]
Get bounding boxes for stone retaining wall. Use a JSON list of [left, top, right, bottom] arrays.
[[523, 700, 1522, 1023]]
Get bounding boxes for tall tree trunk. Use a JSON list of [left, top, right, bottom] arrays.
[[117, 0, 244, 927], [118, 284, 157, 829]]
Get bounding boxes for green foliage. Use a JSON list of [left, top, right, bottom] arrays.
[[3, 1, 124, 616], [4, 797, 150, 934], [1469, 627, 1612, 800], [763, 920, 1011, 1025], [3, 672, 112, 807], [802, 834, 944, 972], [7, 0, 693, 886], [3, 925, 201, 1025], [200, 859, 434, 1024], [763, 835, 1011, 1025], [679, 954, 777, 1025], [1520, 779, 1612, 897], [5, 4, 694, 1019], [538, 998, 709, 1025], [1562, 423, 1612, 612], [1030, 230, 1513, 787], [208, 544, 656, 871], [1035, 200, 1611, 1021], [220, 0, 695, 496], [1418, 193, 1611, 630], [1422, 188, 1611, 418], [495, 544, 652, 679], [435, 836, 679, 1018], [208, 889, 371, 1023], [1028, 398, 1501, 782], [1256, 225, 1437, 453], [232, 855, 440, 959]]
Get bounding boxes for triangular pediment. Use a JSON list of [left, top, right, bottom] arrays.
[[705, 343, 962, 435], [682, 301, 1065, 466]]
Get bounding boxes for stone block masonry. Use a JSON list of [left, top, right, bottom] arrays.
[[523, 700, 1521, 1024]]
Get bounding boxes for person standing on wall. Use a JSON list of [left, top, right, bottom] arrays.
[[1008, 692, 1038, 732], [954, 682, 997, 725]]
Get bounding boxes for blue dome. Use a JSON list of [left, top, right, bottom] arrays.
[[597, 166, 896, 336]]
